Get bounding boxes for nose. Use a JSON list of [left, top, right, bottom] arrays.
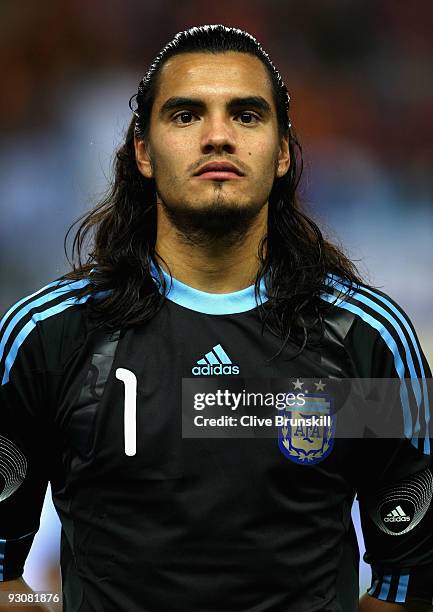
[[200, 114, 236, 155]]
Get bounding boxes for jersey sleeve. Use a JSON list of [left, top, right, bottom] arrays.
[[344, 286, 433, 606], [0, 302, 50, 581]]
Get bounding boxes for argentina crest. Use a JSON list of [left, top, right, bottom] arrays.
[[278, 380, 335, 465]]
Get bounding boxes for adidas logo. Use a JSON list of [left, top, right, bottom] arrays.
[[384, 505, 410, 523], [192, 344, 239, 376]]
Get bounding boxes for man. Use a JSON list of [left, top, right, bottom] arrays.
[[0, 25, 432, 612]]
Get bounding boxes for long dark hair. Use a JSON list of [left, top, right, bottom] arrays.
[[63, 24, 362, 356]]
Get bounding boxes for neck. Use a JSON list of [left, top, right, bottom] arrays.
[[155, 204, 268, 293]]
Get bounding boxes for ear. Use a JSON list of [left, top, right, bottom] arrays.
[[134, 136, 153, 179], [276, 134, 290, 178]]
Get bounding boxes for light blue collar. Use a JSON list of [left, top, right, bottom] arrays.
[[150, 261, 268, 315]]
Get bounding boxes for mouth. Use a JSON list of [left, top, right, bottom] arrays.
[[193, 162, 245, 181]]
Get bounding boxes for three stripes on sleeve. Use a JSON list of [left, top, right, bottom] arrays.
[[321, 275, 431, 455]]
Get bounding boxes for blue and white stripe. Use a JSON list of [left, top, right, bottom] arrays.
[[367, 571, 410, 603], [0, 279, 98, 386], [0, 278, 71, 336], [321, 276, 431, 454], [0, 531, 37, 582], [395, 573, 410, 602]]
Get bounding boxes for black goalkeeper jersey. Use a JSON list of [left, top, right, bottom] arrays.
[[0, 266, 432, 612]]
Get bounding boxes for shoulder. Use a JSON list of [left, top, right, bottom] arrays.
[[320, 274, 418, 339], [0, 277, 101, 385], [320, 276, 432, 454], [319, 274, 431, 379]]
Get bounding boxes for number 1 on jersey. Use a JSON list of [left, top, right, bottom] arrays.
[[115, 368, 137, 456]]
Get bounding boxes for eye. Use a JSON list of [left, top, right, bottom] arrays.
[[236, 111, 260, 124], [173, 111, 197, 124]]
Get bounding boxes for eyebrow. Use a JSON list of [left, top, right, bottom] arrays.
[[159, 96, 272, 117]]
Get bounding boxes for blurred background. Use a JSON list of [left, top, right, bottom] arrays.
[[1, 0, 432, 603]]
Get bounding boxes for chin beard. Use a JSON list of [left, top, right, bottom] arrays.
[[160, 189, 266, 247]]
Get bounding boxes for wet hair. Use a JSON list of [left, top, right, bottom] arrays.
[[63, 24, 362, 358], [129, 24, 292, 141]]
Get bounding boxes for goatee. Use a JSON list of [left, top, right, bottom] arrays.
[[160, 188, 266, 248]]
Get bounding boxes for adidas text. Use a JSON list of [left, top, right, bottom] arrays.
[[192, 364, 240, 376]]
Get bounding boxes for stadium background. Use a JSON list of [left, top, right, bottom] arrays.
[[1, 0, 432, 602]]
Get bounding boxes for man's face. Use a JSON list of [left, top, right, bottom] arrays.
[[135, 51, 289, 243]]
